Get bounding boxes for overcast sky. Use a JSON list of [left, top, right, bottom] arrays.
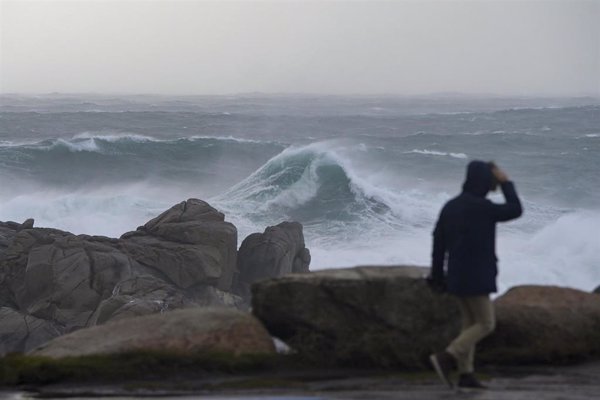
[[1, 0, 598, 96]]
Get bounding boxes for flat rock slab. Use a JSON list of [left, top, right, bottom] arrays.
[[252, 265, 461, 368], [30, 307, 275, 358]]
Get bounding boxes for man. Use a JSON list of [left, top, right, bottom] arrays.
[[428, 160, 522, 389]]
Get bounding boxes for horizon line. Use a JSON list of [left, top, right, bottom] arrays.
[[2, 91, 599, 100]]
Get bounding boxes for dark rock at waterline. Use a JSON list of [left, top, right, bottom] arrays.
[[251, 266, 460, 368], [0, 199, 242, 355], [234, 221, 311, 301], [479, 285, 600, 364], [30, 307, 276, 359]]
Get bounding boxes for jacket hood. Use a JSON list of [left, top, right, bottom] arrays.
[[462, 160, 494, 197]]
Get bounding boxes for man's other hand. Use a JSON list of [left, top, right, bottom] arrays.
[[426, 275, 447, 293]]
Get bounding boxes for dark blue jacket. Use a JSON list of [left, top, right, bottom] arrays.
[[431, 161, 522, 296]]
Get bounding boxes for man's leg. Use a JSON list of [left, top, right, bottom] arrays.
[[430, 298, 474, 388], [454, 297, 476, 374], [446, 295, 495, 374]]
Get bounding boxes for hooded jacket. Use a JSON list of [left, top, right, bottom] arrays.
[[431, 161, 522, 295]]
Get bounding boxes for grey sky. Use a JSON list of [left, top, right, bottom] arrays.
[[1, 0, 598, 96]]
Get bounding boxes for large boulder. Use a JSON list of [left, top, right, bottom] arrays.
[[121, 199, 237, 291], [0, 199, 241, 355], [30, 307, 275, 359], [480, 285, 600, 364], [235, 221, 310, 301], [251, 266, 460, 368]]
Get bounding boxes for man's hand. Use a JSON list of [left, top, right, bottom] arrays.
[[491, 163, 509, 183]]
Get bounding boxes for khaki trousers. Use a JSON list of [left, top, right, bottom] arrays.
[[446, 295, 495, 374]]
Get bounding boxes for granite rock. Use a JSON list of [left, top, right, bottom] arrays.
[[30, 307, 276, 359], [121, 199, 238, 291], [252, 266, 460, 368], [480, 285, 600, 363], [0, 199, 241, 355], [235, 221, 310, 301]]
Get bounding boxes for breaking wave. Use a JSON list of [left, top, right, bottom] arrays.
[[215, 143, 397, 220]]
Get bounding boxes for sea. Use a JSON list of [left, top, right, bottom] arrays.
[[1, 94, 599, 295]]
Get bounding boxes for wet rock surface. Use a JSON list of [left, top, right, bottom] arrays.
[[30, 307, 276, 358], [252, 266, 461, 368]]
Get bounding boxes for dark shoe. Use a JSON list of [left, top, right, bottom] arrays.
[[429, 351, 455, 388], [458, 373, 487, 389]]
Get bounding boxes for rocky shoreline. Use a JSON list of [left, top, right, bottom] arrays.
[[0, 198, 310, 356], [1, 198, 599, 397]]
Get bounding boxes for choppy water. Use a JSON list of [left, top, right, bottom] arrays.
[[1, 94, 599, 293]]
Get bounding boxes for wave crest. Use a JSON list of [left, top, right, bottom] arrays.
[[215, 143, 406, 225]]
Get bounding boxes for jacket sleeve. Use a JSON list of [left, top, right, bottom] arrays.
[[431, 209, 447, 281], [490, 181, 523, 222]]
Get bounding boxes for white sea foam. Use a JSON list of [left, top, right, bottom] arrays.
[[407, 149, 468, 159], [49, 138, 101, 152], [74, 131, 156, 143], [0, 184, 188, 237], [498, 210, 600, 293], [73, 132, 275, 145], [188, 135, 272, 144], [1, 137, 104, 153], [0, 139, 50, 147]]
